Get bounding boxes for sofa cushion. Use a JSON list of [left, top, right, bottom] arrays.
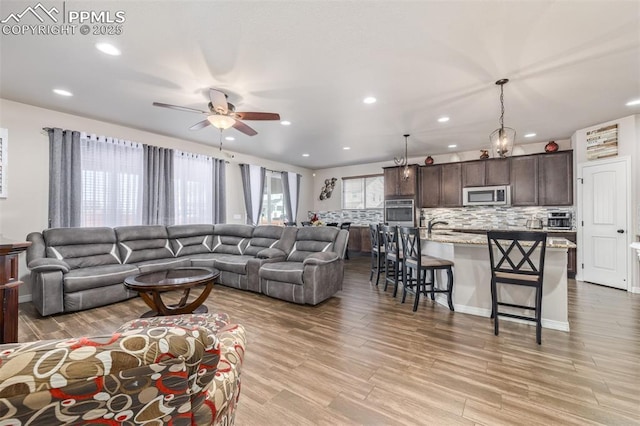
[[212, 224, 254, 255], [286, 227, 339, 262], [167, 224, 215, 257], [243, 225, 283, 256], [188, 253, 229, 268], [115, 225, 174, 264], [259, 261, 305, 285], [63, 264, 139, 292], [134, 257, 192, 274], [214, 255, 254, 275], [43, 227, 121, 269]]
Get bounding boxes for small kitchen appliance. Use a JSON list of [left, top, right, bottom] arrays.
[[547, 212, 572, 230]]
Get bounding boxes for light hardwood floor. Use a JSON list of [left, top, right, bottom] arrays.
[[17, 256, 640, 425]]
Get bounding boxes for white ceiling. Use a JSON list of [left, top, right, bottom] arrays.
[[1, 1, 639, 169]]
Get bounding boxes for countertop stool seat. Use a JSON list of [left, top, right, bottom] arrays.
[[487, 230, 547, 344], [399, 226, 455, 312]]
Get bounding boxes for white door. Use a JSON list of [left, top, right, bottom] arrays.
[[581, 159, 628, 289]]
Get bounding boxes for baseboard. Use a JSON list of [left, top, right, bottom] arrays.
[[445, 298, 570, 332], [630, 286, 640, 294], [19, 294, 32, 304]]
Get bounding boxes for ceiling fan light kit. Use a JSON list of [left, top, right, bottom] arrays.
[[207, 114, 236, 130], [489, 78, 516, 158]]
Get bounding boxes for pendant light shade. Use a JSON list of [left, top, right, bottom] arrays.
[[489, 79, 516, 158], [394, 134, 411, 181], [207, 114, 236, 130]]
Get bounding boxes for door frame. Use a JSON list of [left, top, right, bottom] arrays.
[[576, 155, 633, 291]]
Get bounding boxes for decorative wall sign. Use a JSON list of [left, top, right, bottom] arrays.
[[0, 128, 7, 198], [586, 124, 618, 160]]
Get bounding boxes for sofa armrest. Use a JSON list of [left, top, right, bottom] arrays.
[[27, 258, 70, 273], [303, 251, 340, 266], [257, 247, 286, 260]]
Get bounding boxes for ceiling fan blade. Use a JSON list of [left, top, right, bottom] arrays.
[[153, 102, 208, 114], [232, 120, 258, 136], [189, 119, 211, 131], [209, 89, 228, 114], [235, 112, 281, 121]]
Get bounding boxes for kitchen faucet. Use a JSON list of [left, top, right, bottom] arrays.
[[428, 219, 449, 236]]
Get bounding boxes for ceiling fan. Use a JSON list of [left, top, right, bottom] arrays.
[[153, 88, 280, 137]]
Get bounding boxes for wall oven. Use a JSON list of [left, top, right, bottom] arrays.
[[463, 185, 511, 207], [385, 199, 415, 226]]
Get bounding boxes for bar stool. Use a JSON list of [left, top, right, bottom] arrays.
[[340, 222, 352, 259], [368, 223, 385, 285], [487, 230, 547, 344], [380, 225, 402, 297], [284, 221, 297, 227], [398, 226, 454, 312]]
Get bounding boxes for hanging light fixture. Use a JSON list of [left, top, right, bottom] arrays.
[[489, 79, 516, 158], [394, 134, 411, 180], [207, 114, 236, 130]]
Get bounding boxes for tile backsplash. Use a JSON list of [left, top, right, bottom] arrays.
[[310, 209, 383, 225], [421, 206, 576, 230]]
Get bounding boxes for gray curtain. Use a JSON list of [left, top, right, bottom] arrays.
[[281, 171, 301, 223], [240, 164, 266, 225], [143, 145, 174, 225], [212, 158, 226, 223], [48, 128, 82, 228]]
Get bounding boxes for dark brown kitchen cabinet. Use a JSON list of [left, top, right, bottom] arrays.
[[462, 159, 510, 188], [419, 165, 442, 208], [384, 165, 418, 198], [346, 226, 372, 253], [462, 161, 485, 187], [441, 163, 462, 207], [485, 158, 510, 185], [552, 231, 577, 278], [510, 155, 538, 206], [538, 151, 573, 206]]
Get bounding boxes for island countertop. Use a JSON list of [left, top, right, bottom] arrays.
[[420, 229, 576, 249]]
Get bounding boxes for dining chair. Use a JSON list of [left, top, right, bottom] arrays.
[[487, 230, 547, 344], [398, 226, 454, 312]]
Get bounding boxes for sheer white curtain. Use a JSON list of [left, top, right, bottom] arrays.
[[80, 133, 144, 227], [174, 151, 213, 224]]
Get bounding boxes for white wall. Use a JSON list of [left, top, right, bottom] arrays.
[[572, 114, 639, 291], [0, 98, 314, 300], [312, 139, 572, 213]]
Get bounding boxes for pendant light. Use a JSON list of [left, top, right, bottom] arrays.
[[394, 134, 411, 180], [489, 79, 516, 158]]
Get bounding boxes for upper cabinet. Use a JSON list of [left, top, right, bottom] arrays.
[[419, 165, 442, 208], [538, 151, 573, 206], [510, 155, 539, 206], [384, 165, 418, 198], [462, 158, 510, 187], [441, 163, 462, 207]]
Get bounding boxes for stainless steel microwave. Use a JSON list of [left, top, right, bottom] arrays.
[[462, 185, 511, 206]]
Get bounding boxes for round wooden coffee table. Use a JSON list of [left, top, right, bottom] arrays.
[[124, 267, 219, 318]]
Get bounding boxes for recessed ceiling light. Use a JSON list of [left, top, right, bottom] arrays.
[[343, 147, 351, 150], [281, 120, 291, 126], [53, 88, 73, 97], [626, 99, 640, 106], [225, 136, 235, 141], [448, 144, 457, 148], [95, 42, 121, 56], [302, 153, 310, 157], [363, 96, 377, 104], [438, 117, 450, 123], [524, 133, 536, 138]]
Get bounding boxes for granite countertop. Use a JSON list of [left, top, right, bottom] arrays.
[[421, 230, 576, 249], [442, 226, 576, 234]]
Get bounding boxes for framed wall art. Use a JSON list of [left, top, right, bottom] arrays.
[[586, 123, 618, 160], [0, 128, 7, 198]]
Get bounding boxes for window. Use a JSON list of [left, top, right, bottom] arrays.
[[174, 152, 213, 224], [260, 171, 285, 225], [342, 175, 384, 209], [80, 137, 143, 227]]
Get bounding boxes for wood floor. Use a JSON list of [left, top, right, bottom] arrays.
[[17, 256, 640, 425]]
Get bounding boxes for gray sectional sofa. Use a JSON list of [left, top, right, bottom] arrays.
[[26, 224, 348, 316]]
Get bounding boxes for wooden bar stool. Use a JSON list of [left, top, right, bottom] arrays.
[[380, 225, 402, 297], [398, 226, 454, 312], [368, 223, 385, 285], [487, 230, 547, 344]]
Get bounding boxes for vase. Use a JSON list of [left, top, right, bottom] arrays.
[[424, 156, 434, 165], [545, 141, 559, 153]]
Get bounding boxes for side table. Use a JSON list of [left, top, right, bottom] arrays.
[[0, 239, 31, 343]]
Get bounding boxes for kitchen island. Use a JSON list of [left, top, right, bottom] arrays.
[[421, 230, 576, 331]]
